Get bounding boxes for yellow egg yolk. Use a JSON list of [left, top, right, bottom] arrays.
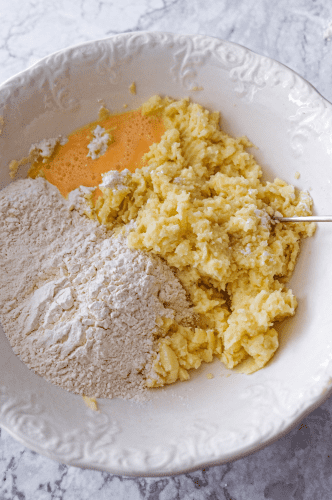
[[28, 108, 165, 198]]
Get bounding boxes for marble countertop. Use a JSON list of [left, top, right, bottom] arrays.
[[1, 0, 332, 498]]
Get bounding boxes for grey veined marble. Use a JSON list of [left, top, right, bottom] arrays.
[[1, 398, 332, 499], [1, 0, 332, 103], [1, 0, 332, 498]]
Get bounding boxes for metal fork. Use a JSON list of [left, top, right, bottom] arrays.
[[273, 216, 332, 222]]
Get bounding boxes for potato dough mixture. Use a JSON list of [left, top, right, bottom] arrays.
[[4, 95, 315, 395], [83, 95, 315, 385]]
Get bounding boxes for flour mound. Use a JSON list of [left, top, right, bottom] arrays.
[[0, 178, 194, 400]]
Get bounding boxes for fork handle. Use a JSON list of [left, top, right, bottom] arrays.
[[274, 216, 332, 222]]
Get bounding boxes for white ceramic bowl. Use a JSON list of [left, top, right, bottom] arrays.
[[1, 32, 332, 476]]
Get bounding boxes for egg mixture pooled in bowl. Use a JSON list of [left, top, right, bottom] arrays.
[[0, 95, 315, 401]]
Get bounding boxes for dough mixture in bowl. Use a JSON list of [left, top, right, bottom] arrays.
[[0, 95, 315, 400]]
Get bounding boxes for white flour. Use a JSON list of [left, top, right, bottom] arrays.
[[29, 135, 68, 160], [87, 125, 111, 159], [0, 178, 194, 400], [100, 168, 130, 190], [9, 135, 68, 179]]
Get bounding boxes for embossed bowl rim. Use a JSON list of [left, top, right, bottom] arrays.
[[1, 31, 332, 476]]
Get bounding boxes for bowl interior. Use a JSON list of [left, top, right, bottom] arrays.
[[1, 32, 332, 475]]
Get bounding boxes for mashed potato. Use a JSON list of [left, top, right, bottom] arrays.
[[85, 95, 315, 385]]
